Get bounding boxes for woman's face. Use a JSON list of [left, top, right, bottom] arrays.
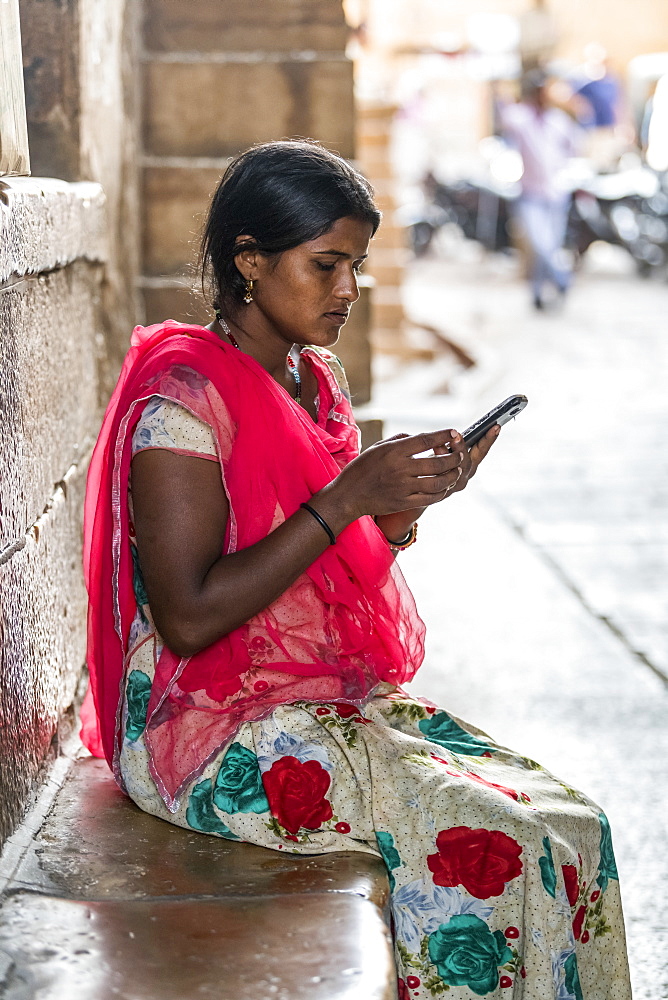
[[237, 215, 374, 348]]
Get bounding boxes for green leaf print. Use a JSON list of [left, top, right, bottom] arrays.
[[185, 779, 240, 838], [418, 712, 495, 756], [130, 543, 149, 608], [387, 699, 430, 725], [596, 813, 619, 892], [125, 669, 152, 742], [428, 914, 512, 996], [376, 831, 402, 891], [213, 743, 269, 814], [539, 836, 557, 898], [564, 952, 584, 1000]]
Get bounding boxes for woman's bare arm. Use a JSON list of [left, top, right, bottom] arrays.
[[131, 428, 474, 657]]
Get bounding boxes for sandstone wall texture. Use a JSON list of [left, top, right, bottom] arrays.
[[139, 2, 354, 315], [20, 0, 141, 376], [0, 0, 140, 848], [0, 180, 108, 845]]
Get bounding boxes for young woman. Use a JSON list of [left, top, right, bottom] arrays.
[[82, 140, 630, 999]]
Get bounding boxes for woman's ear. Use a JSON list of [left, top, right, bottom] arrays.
[[233, 236, 259, 281]]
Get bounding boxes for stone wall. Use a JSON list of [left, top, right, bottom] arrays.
[[139, 0, 373, 403], [139, 0, 355, 324], [0, 179, 107, 845], [21, 0, 141, 376], [0, 0, 140, 847]]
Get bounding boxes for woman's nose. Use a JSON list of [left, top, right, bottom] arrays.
[[335, 267, 361, 303]]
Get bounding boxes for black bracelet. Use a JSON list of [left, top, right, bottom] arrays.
[[300, 502, 336, 545]]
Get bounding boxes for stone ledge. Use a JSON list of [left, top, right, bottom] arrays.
[[0, 178, 107, 284], [0, 756, 396, 999]]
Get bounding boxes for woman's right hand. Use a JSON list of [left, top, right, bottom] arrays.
[[320, 428, 466, 522]]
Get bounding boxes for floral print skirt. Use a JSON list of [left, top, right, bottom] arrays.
[[119, 682, 631, 1000]]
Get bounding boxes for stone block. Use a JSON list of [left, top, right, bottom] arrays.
[[0, 179, 107, 284], [359, 419, 384, 451], [371, 224, 408, 251], [142, 166, 221, 276], [368, 262, 405, 287], [0, 466, 89, 844], [1, 756, 395, 997], [141, 282, 210, 327], [0, 261, 102, 550], [143, 0, 349, 53], [143, 59, 354, 159], [334, 281, 372, 405], [20, 0, 81, 181], [11, 757, 391, 909], [0, 892, 395, 1000]]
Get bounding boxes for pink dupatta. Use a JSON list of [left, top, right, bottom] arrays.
[[82, 322, 425, 809]]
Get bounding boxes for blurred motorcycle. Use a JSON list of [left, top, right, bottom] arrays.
[[408, 171, 516, 257], [410, 154, 668, 278], [568, 168, 668, 276]]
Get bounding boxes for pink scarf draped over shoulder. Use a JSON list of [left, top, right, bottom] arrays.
[[82, 321, 425, 809]]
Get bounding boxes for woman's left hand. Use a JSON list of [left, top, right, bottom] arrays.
[[375, 424, 500, 543]]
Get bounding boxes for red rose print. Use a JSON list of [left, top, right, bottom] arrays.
[[562, 864, 580, 907], [262, 756, 333, 835], [335, 821, 351, 834], [406, 976, 421, 988], [331, 701, 362, 719], [520, 967, 527, 979], [397, 979, 410, 1000], [253, 679, 269, 692], [505, 926, 520, 939], [590, 890, 600, 903], [573, 905, 587, 941], [582, 931, 590, 944], [427, 826, 523, 899], [500, 976, 513, 988], [315, 707, 330, 716]]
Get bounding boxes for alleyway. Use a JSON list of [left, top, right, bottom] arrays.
[[368, 244, 668, 999]]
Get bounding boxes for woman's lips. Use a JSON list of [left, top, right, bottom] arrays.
[[324, 311, 349, 325]]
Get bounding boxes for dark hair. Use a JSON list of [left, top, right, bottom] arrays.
[[200, 140, 381, 316]]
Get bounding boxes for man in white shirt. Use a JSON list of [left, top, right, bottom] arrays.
[[500, 70, 582, 309]]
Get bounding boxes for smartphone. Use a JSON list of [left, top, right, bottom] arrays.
[[462, 394, 528, 449]]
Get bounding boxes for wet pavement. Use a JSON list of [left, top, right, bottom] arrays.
[[366, 242, 668, 999]]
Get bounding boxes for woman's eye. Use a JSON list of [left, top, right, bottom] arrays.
[[316, 262, 336, 271]]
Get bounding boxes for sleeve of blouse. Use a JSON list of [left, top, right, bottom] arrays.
[[131, 395, 219, 461]]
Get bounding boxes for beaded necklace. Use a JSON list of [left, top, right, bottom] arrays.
[[215, 311, 301, 406]]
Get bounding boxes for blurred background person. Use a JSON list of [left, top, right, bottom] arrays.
[[499, 69, 582, 310], [569, 44, 634, 170]]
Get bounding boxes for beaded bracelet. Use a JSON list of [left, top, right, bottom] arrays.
[[387, 522, 418, 551], [300, 502, 336, 545]]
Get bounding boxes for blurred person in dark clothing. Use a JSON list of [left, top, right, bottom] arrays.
[[500, 70, 582, 310]]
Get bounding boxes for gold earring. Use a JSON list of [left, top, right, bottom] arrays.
[[243, 279, 253, 304]]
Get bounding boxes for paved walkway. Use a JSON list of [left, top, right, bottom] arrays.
[[366, 243, 668, 999]]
